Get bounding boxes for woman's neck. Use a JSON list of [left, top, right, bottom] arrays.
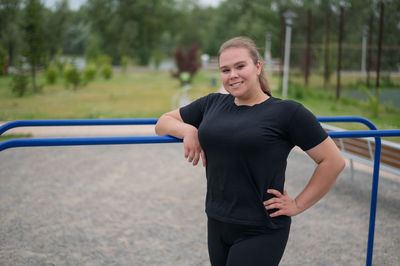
[[234, 90, 269, 106]]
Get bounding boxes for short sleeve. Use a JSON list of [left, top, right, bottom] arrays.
[[179, 95, 208, 128], [288, 104, 328, 151]]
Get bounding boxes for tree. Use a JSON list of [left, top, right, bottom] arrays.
[[86, 0, 177, 65], [0, 45, 7, 75], [44, 0, 70, 57], [0, 0, 23, 67], [208, 0, 279, 56], [63, 8, 89, 56], [21, 0, 46, 93]]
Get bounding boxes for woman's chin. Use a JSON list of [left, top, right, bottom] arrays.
[[226, 88, 244, 97]]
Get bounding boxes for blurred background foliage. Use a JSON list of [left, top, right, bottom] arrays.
[[0, 0, 399, 70]]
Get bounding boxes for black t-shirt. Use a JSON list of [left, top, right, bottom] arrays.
[[179, 93, 327, 228]]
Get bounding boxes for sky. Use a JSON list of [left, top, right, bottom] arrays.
[[44, 0, 222, 10]]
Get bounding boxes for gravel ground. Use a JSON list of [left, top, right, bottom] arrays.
[[0, 143, 399, 265]]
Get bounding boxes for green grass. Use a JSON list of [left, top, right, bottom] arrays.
[[1, 69, 399, 143], [0, 70, 217, 120]]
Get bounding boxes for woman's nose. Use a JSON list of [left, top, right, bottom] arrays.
[[229, 69, 238, 78]]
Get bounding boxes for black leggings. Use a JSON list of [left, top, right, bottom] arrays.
[[207, 217, 290, 266]]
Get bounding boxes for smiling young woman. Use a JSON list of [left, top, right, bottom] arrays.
[[219, 46, 266, 105], [155, 36, 345, 266]]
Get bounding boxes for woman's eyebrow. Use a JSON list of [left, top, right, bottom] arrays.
[[219, 60, 247, 69], [234, 61, 247, 65]]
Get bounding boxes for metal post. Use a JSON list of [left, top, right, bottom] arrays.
[[361, 25, 368, 77], [265, 31, 271, 64], [279, 14, 285, 88], [282, 23, 292, 99], [282, 11, 296, 99], [366, 136, 381, 266]]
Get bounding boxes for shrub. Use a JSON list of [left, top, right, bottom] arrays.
[[360, 85, 380, 118], [85, 34, 102, 64], [45, 65, 58, 85], [54, 49, 66, 76], [64, 64, 81, 90], [120, 56, 130, 72], [172, 43, 201, 86], [9, 60, 28, 97], [83, 64, 97, 84], [101, 64, 112, 80], [10, 73, 29, 97], [288, 82, 307, 99], [97, 54, 112, 68], [151, 49, 164, 70]]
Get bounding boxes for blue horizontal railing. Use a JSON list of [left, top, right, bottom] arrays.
[[0, 135, 182, 151], [0, 118, 159, 136], [0, 116, 399, 266], [1, 128, 399, 151]]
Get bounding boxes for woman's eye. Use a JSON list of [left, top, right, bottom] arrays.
[[222, 69, 230, 73], [237, 64, 245, 69]]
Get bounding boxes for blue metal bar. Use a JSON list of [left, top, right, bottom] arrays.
[[328, 130, 400, 138], [369, 138, 381, 266], [0, 118, 158, 136], [0, 135, 181, 152], [318, 116, 377, 130]]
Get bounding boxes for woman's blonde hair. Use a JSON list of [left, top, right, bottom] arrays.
[[218, 36, 271, 96]]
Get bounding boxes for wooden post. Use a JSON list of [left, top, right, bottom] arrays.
[[376, 2, 384, 91]]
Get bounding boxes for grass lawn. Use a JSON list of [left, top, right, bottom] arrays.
[[1, 68, 399, 142]]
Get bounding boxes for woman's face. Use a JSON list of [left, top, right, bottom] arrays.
[[219, 47, 261, 99]]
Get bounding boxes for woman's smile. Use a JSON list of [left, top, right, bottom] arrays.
[[229, 81, 243, 89]]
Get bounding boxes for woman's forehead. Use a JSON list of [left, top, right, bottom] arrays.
[[219, 47, 252, 66]]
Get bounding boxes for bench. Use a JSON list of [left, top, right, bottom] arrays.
[[322, 124, 400, 177]]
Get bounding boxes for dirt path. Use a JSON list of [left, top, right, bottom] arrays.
[[1, 144, 399, 265]]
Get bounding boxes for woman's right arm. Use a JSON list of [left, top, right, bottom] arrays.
[[155, 109, 206, 167]]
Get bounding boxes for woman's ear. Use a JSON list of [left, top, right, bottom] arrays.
[[256, 60, 262, 75]]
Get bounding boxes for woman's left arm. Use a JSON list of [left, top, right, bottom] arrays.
[[264, 137, 345, 217]]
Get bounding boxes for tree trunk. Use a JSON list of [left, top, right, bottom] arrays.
[[305, 9, 312, 86], [336, 6, 344, 100], [324, 11, 330, 89]]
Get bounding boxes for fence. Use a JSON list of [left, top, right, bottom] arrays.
[[1, 116, 399, 266]]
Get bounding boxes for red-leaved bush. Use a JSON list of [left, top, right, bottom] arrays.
[[172, 43, 201, 85]]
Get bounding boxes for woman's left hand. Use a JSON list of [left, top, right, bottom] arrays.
[[263, 189, 303, 217]]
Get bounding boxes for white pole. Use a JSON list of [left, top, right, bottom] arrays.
[[282, 19, 292, 99], [361, 25, 368, 77], [265, 31, 271, 63]]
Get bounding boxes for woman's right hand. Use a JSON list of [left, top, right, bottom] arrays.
[[183, 126, 206, 167], [155, 109, 206, 167]]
